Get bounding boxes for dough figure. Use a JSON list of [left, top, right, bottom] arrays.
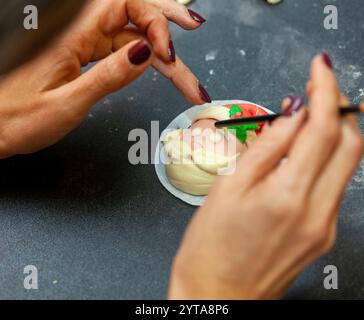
[[163, 103, 269, 196]]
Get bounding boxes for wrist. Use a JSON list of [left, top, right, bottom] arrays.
[[168, 254, 257, 300]]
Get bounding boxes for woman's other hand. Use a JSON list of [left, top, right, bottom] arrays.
[[0, 0, 208, 158], [169, 53, 363, 299]]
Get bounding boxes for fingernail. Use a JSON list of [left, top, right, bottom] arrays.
[[322, 52, 333, 70], [168, 40, 176, 63], [188, 9, 206, 24], [128, 40, 151, 65], [283, 96, 304, 116], [199, 83, 212, 103]]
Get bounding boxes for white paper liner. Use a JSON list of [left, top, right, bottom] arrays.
[[154, 100, 274, 206]]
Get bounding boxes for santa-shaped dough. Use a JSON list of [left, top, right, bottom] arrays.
[[163, 103, 268, 195]]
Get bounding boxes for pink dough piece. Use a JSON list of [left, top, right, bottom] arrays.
[[182, 118, 247, 157]]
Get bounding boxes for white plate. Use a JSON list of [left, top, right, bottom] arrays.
[[154, 100, 274, 206]]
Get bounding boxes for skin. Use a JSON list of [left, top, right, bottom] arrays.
[[0, 1, 362, 300], [0, 0, 205, 158], [169, 55, 363, 299]]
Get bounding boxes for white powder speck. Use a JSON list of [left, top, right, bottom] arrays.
[[353, 71, 362, 80], [266, 0, 282, 5], [103, 98, 111, 105], [239, 49, 246, 57], [235, 1, 260, 26], [209, 69, 215, 76], [88, 113, 94, 118], [53, 280, 58, 285], [337, 63, 362, 94], [234, 26, 240, 38], [205, 50, 218, 61], [127, 97, 134, 101]]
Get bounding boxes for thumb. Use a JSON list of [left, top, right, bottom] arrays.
[[54, 40, 152, 116]]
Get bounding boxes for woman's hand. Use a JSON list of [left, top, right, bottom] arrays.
[[169, 53, 363, 299], [0, 0, 208, 158]]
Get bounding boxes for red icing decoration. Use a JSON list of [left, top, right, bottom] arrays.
[[225, 103, 268, 134]]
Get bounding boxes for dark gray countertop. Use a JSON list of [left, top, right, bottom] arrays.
[[0, 0, 363, 299]]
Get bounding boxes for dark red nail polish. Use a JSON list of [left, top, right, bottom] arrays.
[[322, 52, 333, 70], [128, 41, 151, 65], [283, 96, 304, 116], [199, 84, 211, 103], [188, 9, 206, 24], [168, 40, 176, 62]]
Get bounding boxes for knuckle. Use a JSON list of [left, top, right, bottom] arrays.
[[58, 101, 86, 128], [266, 206, 289, 221], [95, 59, 119, 93], [321, 236, 336, 254], [305, 224, 330, 249], [279, 174, 304, 197], [51, 47, 80, 81], [321, 229, 337, 254], [347, 134, 364, 156], [319, 123, 340, 145], [168, 67, 179, 82], [63, 110, 84, 128], [281, 199, 304, 216], [127, 0, 147, 17], [265, 194, 304, 221], [292, 199, 305, 213]]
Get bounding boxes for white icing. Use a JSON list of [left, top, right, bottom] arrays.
[[209, 132, 223, 143], [191, 128, 202, 136]]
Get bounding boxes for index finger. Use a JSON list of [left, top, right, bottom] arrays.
[[98, 0, 171, 62], [113, 27, 209, 105], [279, 53, 341, 192], [126, 0, 171, 62]]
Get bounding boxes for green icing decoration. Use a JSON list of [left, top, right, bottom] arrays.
[[229, 105, 243, 117], [228, 105, 260, 144]]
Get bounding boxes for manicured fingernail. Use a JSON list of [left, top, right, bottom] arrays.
[[322, 52, 333, 70], [188, 9, 206, 24], [283, 96, 304, 116], [168, 40, 176, 62], [199, 83, 212, 103], [128, 40, 151, 65]]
